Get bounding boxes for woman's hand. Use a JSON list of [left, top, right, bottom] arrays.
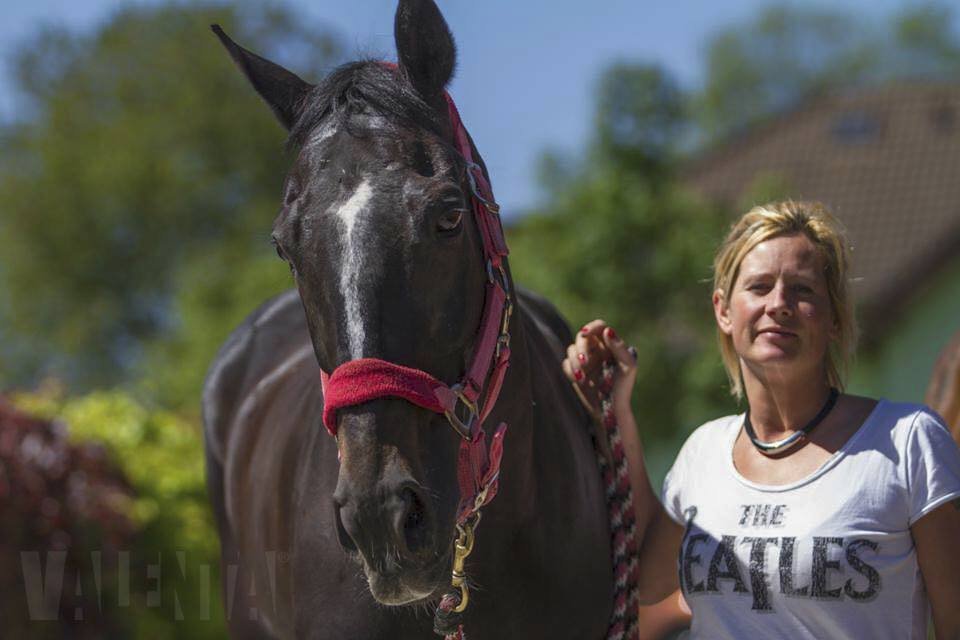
[[561, 319, 638, 416], [563, 320, 685, 603]]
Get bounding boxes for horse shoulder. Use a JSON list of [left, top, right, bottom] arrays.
[[514, 286, 576, 359], [202, 289, 311, 463], [203, 290, 327, 637]]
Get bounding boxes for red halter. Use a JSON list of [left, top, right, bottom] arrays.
[[319, 84, 512, 524]]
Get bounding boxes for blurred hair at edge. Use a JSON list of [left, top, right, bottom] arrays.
[[712, 200, 858, 400]]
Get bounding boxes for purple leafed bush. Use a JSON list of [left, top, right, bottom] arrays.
[[0, 396, 136, 638]]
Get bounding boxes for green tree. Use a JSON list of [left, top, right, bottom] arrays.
[[0, 2, 339, 391], [694, 3, 960, 142], [593, 62, 688, 173], [509, 63, 735, 472]]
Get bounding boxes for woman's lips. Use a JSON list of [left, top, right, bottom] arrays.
[[757, 328, 797, 338]]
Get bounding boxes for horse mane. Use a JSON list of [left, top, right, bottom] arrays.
[[287, 61, 445, 150]]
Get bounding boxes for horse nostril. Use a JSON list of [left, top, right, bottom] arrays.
[[401, 486, 430, 554], [334, 502, 358, 553]]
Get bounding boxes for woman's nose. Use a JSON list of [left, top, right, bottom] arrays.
[[766, 283, 792, 316]]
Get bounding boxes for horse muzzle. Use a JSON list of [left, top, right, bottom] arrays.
[[334, 479, 450, 605]]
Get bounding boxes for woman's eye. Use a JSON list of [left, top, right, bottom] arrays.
[[437, 209, 465, 234]]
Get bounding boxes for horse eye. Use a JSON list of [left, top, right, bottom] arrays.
[[437, 209, 465, 234]]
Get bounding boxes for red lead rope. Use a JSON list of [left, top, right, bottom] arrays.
[[596, 361, 641, 640]]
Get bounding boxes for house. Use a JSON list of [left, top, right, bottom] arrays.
[[684, 82, 960, 403]]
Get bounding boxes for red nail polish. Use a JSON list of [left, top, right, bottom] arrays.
[[606, 327, 618, 340], [577, 353, 586, 363], [580, 327, 589, 335], [574, 370, 583, 381]]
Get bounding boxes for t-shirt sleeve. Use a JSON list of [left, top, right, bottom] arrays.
[[906, 408, 960, 526], [661, 433, 697, 526], [660, 462, 686, 525]]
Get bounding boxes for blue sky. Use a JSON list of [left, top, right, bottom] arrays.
[[0, 0, 930, 216]]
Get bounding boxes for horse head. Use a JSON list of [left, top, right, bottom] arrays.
[[214, 0, 505, 606]]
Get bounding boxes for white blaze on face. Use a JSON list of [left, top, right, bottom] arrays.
[[335, 180, 374, 357]]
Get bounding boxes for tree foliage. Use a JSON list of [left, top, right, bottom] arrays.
[[0, 0, 958, 459], [13, 385, 224, 637], [508, 63, 736, 462], [0, 395, 135, 639], [0, 2, 339, 391], [694, 3, 960, 143]]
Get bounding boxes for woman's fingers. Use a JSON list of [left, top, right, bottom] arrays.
[[601, 326, 638, 372], [564, 343, 585, 383], [564, 343, 601, 414], [565, 319, 638, 414], [577, 319, 609, 352], [576, 320, 611, 370]]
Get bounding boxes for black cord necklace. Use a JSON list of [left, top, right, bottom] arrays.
[[744, 387, 839, 456]]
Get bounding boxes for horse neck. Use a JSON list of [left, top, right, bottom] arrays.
[[480, 286, 537, 507], [481, 293, 596, 524]]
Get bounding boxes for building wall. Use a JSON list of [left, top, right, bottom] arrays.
[[850, 257, 960, 404]]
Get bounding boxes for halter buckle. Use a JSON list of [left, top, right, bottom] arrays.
[[486, 260, 511, 296], [466, 162, 500, 213], [444, 384, 478, 440], [494, 334, 511, 360]]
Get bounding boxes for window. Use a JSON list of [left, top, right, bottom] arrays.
[[831, 111, 881, 144]]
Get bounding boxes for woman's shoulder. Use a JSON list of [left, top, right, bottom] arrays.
[[862, 398, 948, 433], [850, 397, 953, 452], [677, 413, 743, 457]]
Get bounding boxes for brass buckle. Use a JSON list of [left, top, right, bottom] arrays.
[[500, 298, 514, 335], [494, 297, 514, 360], [486, 260, 511, 297], [472, 481, 495, 512], [494, 334, 511, 360], [444, 384, 478, 440]]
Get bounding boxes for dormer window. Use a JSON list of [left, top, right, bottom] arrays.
[[930, 103, 956, 132], [831, 111, 881, 144]]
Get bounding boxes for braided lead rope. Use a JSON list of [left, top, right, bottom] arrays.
[[594, 359, 641, 640], [435, 593, 467, 640]]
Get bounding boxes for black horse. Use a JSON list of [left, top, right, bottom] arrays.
[[203, 1, 613, 637]]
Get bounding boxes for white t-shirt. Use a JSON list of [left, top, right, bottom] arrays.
[[661, 400, 960, 640]]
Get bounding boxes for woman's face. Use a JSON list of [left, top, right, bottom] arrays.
[[714, 233, 836, 384]]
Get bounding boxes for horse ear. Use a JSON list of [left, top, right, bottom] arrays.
[[211, 24, 312, 130], [394, 0, 457, 102]]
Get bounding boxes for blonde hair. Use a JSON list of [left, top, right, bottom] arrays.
[[712, 201, 857, 399]]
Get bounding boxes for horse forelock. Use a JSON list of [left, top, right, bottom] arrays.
[[287, 61, 445, 152]]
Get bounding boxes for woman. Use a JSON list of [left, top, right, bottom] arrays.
[[565, 201, 960, 639]]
